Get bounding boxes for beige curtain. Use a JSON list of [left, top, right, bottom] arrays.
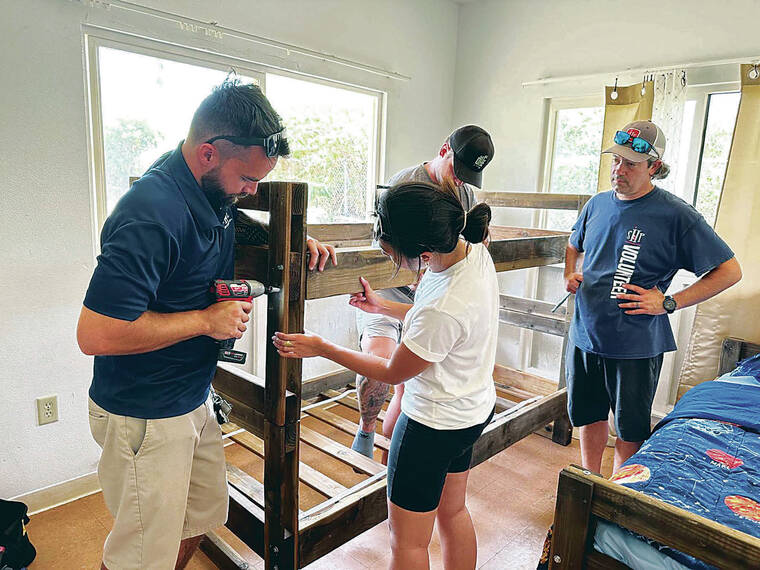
[[678, 64, 760, 399], [597, 80, 654, 192]]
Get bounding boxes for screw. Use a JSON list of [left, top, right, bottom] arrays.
[[553, 554, 562, 563], [276, 264, 284, 270], [272, 546, 279, 554]]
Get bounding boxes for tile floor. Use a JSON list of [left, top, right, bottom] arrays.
[[25, 434, 614, 569]]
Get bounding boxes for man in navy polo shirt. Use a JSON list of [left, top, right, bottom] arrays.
[[77, 81, 335, 570], [564, 120, 742, 474]]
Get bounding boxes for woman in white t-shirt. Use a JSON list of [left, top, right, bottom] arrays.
[[273, 181, 499, 570]]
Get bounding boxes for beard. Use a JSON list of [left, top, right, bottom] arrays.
[[201, 168, 239, 211]]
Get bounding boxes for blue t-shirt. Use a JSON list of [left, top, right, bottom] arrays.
[[84, 142, 236, 418], [569, 187, 734, 359]]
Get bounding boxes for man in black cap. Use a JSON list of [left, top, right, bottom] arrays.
[[351, 125, 494, 459]]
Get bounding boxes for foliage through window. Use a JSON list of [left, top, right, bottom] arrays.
[[97, 47, 257, 216], [545, 106, 604, 230], [265, 74, 379, 223], [693, 92, 740, 226]]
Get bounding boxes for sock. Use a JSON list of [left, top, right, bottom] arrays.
[[351, 428, 375, 458]]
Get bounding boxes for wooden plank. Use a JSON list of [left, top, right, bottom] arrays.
[[470, 389, 567, 467], [300, 426, 385, 475], [217, 392, 266, 441], [487, 233, 568, 272], [499, 308, 566, 336], [227, 464, 266, 510], [200, 530, 252, 570], [214, 363, 300, 427], [306, 223, 373, 247], [305, 405, 392, 452], [500, 294, 567, 318], [226, 485, 269, 560], [586, 551, 631, 570], [302, 368, 356, 401], [552, 294, 574, 446], [493, 364, 558, 397], [567, 465, 760, 569], [306, 246, 415, 299], [549, 468, 595, 569], [475, 191, 591, 211], [223, 424, 348, 500], [298, 477, 388, 567]]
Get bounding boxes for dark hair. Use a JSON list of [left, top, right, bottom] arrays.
[[374, 179, 491, 271], [187, 79, 290, 157]]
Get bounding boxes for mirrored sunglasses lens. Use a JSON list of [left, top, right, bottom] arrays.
[[630, 137, 651, 153], [614, 131, 631, 145]]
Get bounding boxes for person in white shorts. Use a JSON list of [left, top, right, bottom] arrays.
[[352, 125, 495, 461]]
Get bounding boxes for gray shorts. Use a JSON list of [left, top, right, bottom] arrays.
[[355, 287, 413, 343]]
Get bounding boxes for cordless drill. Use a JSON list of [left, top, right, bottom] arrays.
[[211, 279, 279, 364]]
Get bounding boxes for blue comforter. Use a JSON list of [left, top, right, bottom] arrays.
[[610, 363, 760, 568]]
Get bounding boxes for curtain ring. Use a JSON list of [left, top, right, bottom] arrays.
[[611, 76, 619, 100], [681, 70, 687, 87], [641, 73, 647, 96], [750, 65, 760, 81]]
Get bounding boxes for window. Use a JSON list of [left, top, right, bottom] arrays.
[[543, 103, 604, 230], [693, 92, 740, 225], [265, 73, 381, 223], [94, 46, 261, 220]]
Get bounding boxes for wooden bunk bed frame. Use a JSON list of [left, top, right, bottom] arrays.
[[549, 337, 760, 570], [199, 181, 591, 569]]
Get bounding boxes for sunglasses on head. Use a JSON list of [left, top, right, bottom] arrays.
[[613, 130, 660, 158], [205, 129, 286, 157]]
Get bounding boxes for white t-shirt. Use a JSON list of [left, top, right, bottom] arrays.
[[400, 242, 498, 429]]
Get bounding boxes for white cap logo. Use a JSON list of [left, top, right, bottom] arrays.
[[474, 155, 488, 169]]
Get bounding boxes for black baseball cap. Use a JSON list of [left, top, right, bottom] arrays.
[[449, 125, 494, 188]]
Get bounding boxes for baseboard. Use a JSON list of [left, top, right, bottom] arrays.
[[11, 471, 101, 516]]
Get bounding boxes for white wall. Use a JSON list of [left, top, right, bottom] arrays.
[[1, 0, 460, 499], [453, 0, 760, 406]]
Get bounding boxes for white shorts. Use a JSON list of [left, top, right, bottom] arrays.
[[355, 287, 412, 343], [88, 396, 228, 570]]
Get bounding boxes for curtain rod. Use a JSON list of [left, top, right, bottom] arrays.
[[522, 54, 760, 87], [85, 0, 411, 81]]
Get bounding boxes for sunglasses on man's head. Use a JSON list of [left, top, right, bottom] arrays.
[[613, 130, 659, 158], [205, 129, 286, 158]]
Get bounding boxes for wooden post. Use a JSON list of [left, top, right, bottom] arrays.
[[263, 182, 307, 570], [552, 294, 574, 445], [549, 467, 595, 569]]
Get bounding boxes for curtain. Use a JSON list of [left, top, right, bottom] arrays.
[[678, 64, 760, 399], [596, 80, 654, 192], [652, 70, 687, 195]]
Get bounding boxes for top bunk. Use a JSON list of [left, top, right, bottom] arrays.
[[232, 183, 590, 298]]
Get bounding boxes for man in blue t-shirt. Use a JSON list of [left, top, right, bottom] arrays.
[[77, 82, 335, 570], [564, 120, 742, 474]]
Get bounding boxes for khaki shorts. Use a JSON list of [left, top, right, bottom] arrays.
[[88, 396, 228, 570]]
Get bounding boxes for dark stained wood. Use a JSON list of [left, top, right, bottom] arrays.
[[298, 477, 388, 567], [487, 233, 568, 272], [719, 337, 743, 376], [226, 485, 268, 559], [563, 465, 760, 569], [470, 389, 567, 467], [301, 368, 356, 401], [306, 223, 373, 247], [492, 364, 558, 397], [474, 191, 592, 211], [200, 530, 253, 569], [585, 551, 631, 569], [549, 467, 595, 569]]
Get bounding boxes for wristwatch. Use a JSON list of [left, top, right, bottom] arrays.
[[663, 295, 677, 314]]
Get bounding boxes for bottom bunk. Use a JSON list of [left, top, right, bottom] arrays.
[[547, 338, 760, 570], [203, 368, 569, 568]]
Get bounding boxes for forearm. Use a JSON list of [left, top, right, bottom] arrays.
[[379, 299, 413, 321], [77, 306, 210, 356], [564, 243, 582, 276], [672, 258, 742, 310], [319, 340, 406, 385]]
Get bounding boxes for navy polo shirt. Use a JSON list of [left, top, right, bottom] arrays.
[[84, 141, 235, 418], [569, 187, 734, 359]]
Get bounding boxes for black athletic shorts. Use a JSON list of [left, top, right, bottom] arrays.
[[565, 344, 663, 442], [387, 408, 494, 512]]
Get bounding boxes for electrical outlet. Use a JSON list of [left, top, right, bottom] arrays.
[[36, 395, 59, 426]]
